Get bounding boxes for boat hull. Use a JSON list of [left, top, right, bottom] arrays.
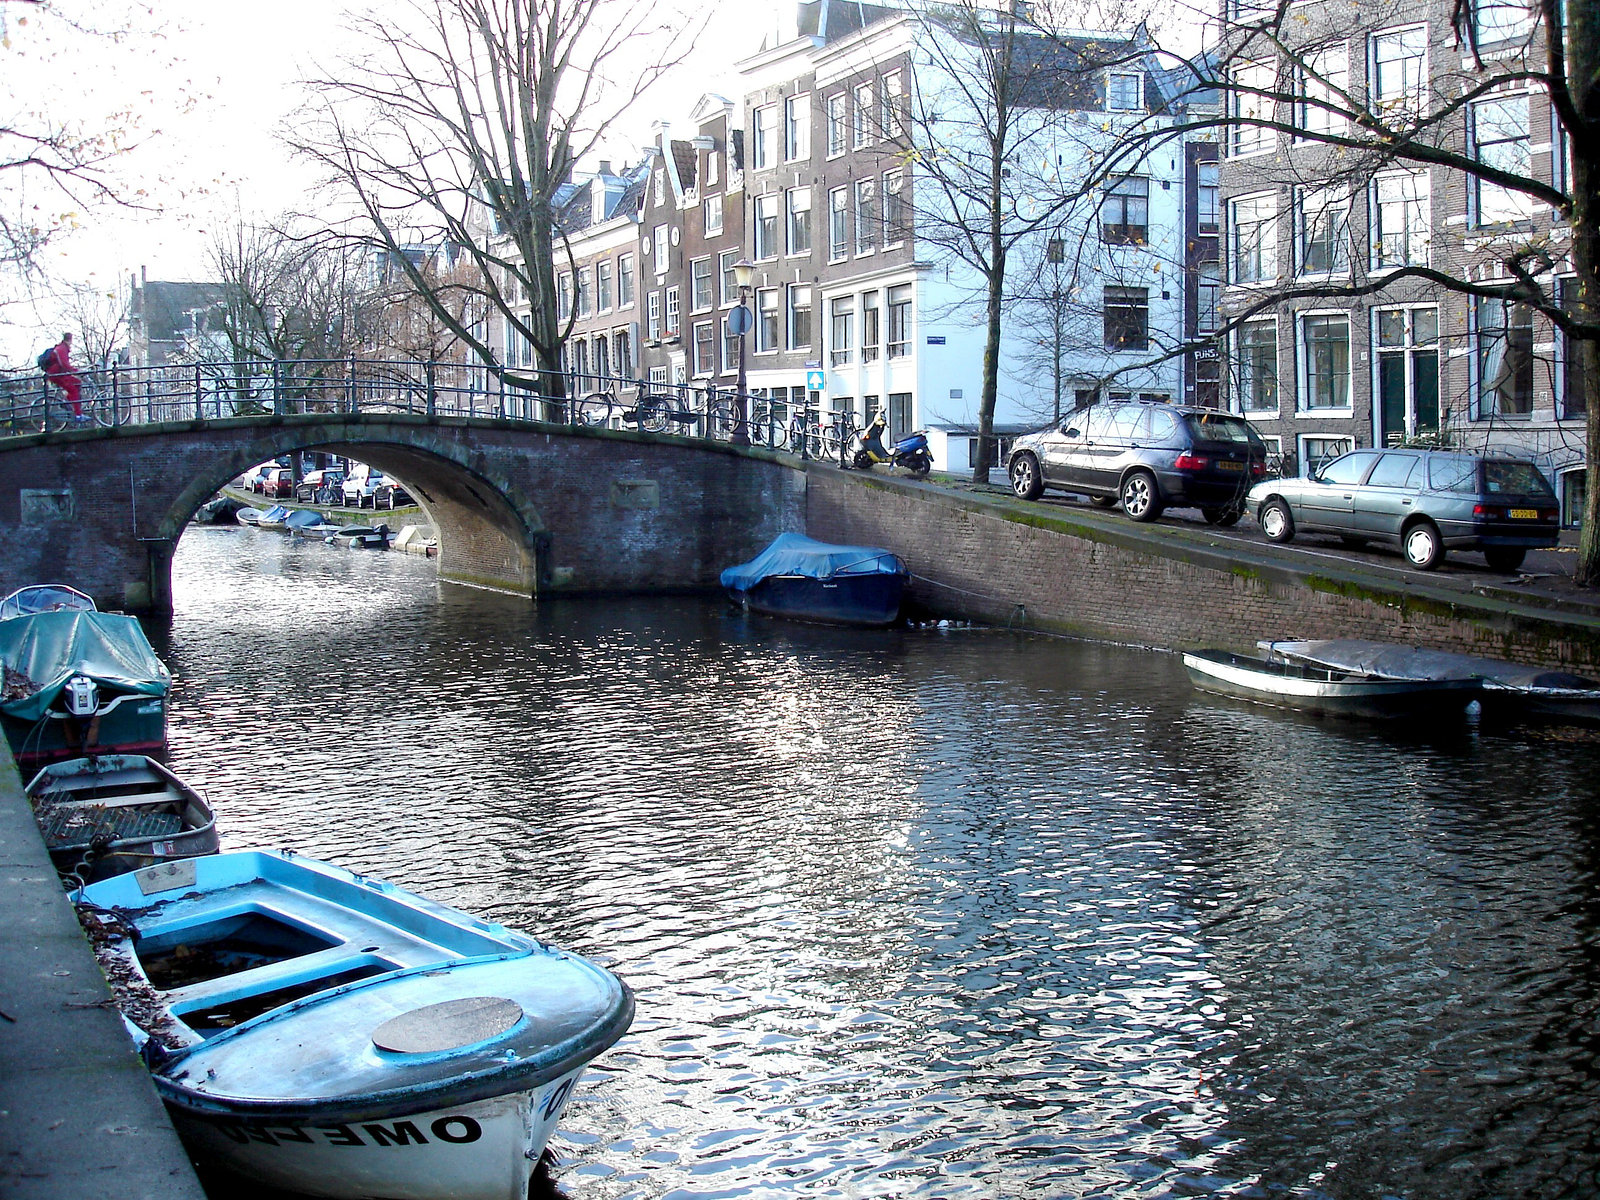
[[169, 1079, 581, 1200], [733, 572, 905, 628], [3, 694, 168, 772], [1183, 650, 1481, 720]]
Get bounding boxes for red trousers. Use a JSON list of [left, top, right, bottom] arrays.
[[48, 373, 82, 415]]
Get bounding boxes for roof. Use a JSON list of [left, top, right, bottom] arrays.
[[130, 281, 230, 344]]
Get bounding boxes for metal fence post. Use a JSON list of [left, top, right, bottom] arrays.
[[426, 360, 437, 417], [194, 364, 203, 420], [272, 361, 283, 415]]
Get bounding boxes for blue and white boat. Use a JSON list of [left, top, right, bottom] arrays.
[[75, 850, 635, 1200], [721, 532, 910, 627]]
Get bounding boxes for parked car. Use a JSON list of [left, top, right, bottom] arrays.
[[373, 481, 414, 509], [259, 467, 296, 499], [296, 468, 345, 504], [241, 461, 276, 492], [1007, 400, 1269, 523], [1247, 448, 1560, 571], [342, 465, 386, 508]]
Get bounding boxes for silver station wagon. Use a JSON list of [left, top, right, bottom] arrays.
[[1247, 449, 1560, 571]]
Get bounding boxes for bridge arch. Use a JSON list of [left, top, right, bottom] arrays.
[[0, 413, 801, 612]]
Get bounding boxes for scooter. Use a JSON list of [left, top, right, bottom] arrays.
[[842, 413, 933, 478]]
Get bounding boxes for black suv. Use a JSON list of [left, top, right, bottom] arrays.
[[1007, 400, 1269, 524]]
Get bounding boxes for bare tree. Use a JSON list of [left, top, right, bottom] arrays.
[[1094, 0, 1600, 583], [55, 281, 128, 370], [290, 0, 703, 404]]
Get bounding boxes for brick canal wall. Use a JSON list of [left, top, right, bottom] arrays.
[[805, 466, 1600, 675]]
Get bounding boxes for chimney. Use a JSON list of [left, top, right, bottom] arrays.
[[598, 159, 612, 175]]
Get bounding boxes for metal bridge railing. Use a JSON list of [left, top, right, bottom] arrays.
[[0, 359, 858, 462]]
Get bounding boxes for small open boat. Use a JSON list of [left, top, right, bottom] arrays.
[[234, 507, 266, 526], [327, 523, 393, 549], [26, 754, 218, 883], [0, 599, 171, 769], [74, 850, 634, 1200], [1182, 648, 1481, 720], [721, 533, 909, 627], [1263, 639, 1600, 725]]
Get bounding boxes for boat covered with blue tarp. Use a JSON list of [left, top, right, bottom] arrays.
[[0, 604, 171, 769], [720, 532, 909, 627]]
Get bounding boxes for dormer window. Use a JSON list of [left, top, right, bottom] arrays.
[[1107, 72, 1143, 112]]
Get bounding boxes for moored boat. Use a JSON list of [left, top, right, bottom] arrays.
[[26, 754, 218, 883], [1183, 648, 1481, 720], [252, 504, 294, 530], [721, 532, 909, 627], [234, 507, 266, 526], [328, 523, 393, 549], [74, 850, 634, 1200], [0, 583, 97, 620], [0, 601, 171, 769], [1263, 638, 1600, 725]]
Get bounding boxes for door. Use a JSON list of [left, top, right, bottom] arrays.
[[1348, 451, 1422, 538], [1298, 450, 1380, 532], [1082, 404, 1140, 494]]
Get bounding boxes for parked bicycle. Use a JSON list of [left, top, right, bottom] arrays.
[[573, 384, 699, 434]]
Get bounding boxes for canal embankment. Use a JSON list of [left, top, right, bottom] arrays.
[[807, 464, 1600, 674], [0, 748, 206, 1199]]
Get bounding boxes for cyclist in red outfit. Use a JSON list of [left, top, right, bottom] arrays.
[[43, 332, 83, 419]]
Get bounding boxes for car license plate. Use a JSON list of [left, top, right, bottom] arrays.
[[1218, 460, 1243, 472], [1509, 508, 1538, 519]]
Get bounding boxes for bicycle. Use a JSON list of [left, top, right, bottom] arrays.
[[573, 385, 697, 435], [6, 380, 115, 433]]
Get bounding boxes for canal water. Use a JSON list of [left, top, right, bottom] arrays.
[[156, 525, 1600, 1200]]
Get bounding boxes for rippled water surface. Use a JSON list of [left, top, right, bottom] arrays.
[[156, 526, 1600, 1199]]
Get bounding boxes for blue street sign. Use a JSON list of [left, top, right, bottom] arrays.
[[926, 335, 947, 345], [806, 369, 825, 391], [726, 304, 754, 336]]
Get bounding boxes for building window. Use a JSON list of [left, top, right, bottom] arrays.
[[1561, 468, 1586, 529], [704, 196, 723, 236], [618, 254, 635, 307], [693, 322, 715, 376], [754, 193, 779, 259], [1104, 287, 1149, 351], [664, 286, 681, 337], [1101, 176, 1149, 244], [827, 93, 847, 156], [756, 288, 780, 352], [558, 271, 573, 321], [1298, 45, 1348, 137], [1197, 162, 1219, 233], [787, 187, 812, 255], [1231, 194, 1277, 284], [597, 261, 613, 311], [788, 285, 813, 349], [881, 72, 905, 139], [722, 322, 738, 372], [1106, 72, 1143, 112], [576, 267, 592, 317], [829, 187, 849, 259], [653, 223, 669, 275], [1473, 0, 1530, 43], [1297, 187, 1350, 275], [1302, 435, 1354, 475], [862, 290, 881, 361], [1562, 277, 1588, 420], [1372, 171, 1430, 268], [719, 251, 738, 306], [752, 104, 775, 169], [881, 175, 907, 250], [705, 143, 720, 187], [853, 83, 873, 147], [784, 94, 810, 161], [1197, 264, 1221, 334], [1301, 313, 1351, 410], [1471, 95, 1533, 224], [614, 329, 632, 379], [855, 178, 877, 253], [647, 290, 661, 340], [1230, 61, 1275, 156], [830, 295, 855, 366], [691, 257, 713, 312], [1371, 27, 1427, 119], [1477, 296, 1534, 416], [888, 284, 912, 357], [1235, 318, 1278, 413], [1376, 306, 1440, 441]]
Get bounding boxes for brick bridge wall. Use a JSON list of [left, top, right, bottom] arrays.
[[0, 415, 802, 611], [805, 466, 1600, 674]]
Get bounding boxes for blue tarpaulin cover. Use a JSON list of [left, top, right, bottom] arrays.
[[0, 610, 171, 721], [720, 533, 908, 593]]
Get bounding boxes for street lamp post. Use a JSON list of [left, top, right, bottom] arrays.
[[731, 257, 754, 446]]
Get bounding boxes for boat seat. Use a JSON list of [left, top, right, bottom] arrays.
[[44, 789, 181, 810]]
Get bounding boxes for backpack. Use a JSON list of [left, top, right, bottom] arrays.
[[36, 347, 54, 371]]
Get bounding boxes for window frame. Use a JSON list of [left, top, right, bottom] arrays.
[[784, 93, 811, 162], [1230, 192, 1278, 285], [1234, 317, 1279, 415], [1103, 286, 1150, 351], [1299, 310, 1353, 412]]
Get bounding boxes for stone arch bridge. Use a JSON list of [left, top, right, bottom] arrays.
[[0, 413, 803, 612]]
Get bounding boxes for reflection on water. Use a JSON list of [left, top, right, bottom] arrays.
[[157, 525, 1600, 1199]]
